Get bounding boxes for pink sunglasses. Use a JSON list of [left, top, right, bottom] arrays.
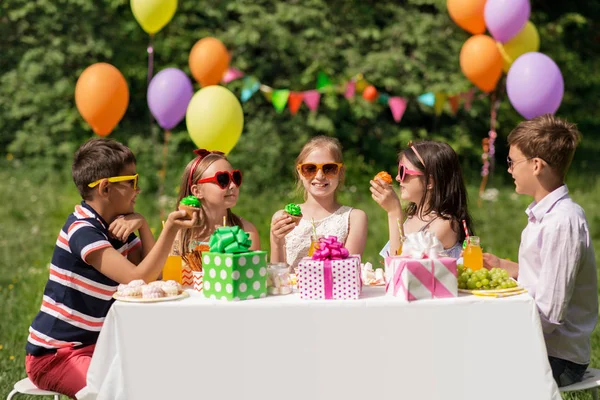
[[398, 163, 424, 182]]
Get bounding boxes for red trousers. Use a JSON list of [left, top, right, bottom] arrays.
[[26, 344, 95, 399]]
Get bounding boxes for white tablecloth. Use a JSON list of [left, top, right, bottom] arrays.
[[79, 287, 560, 400]]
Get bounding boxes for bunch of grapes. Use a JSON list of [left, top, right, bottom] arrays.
[[457, 265, 517, 290]]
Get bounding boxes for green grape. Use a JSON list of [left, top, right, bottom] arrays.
[[476, 281, 482, 288], [482, 279, 489, 286], [467, 279, 477, 289]]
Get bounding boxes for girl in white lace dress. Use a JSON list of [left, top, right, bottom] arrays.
[[369, 141, 474, 259], [171, 149, 260, 256], [270, 136, 368, 270]]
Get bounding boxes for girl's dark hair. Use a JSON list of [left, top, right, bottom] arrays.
[[175, 153, 243, 255], [401, 141, 474, 244]]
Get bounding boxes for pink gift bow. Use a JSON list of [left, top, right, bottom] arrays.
[[311, 236, 350, 299], [311, 236, 349, 260]]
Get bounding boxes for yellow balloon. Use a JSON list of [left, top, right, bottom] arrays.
[[186, 86, 244, 154], [131, 0, 177, 35], [497, 21, 540, 73]]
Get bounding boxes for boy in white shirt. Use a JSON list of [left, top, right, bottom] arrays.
[[483, 114, 598, 387]]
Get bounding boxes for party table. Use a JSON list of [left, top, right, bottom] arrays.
[[79, 287, 560, 400]]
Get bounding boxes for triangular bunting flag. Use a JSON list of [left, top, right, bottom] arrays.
[[303, 90, 321, 112], [221, 67, 245, 84], [355, 75, 368, 93], [417, 92, 435, 107], [272, 90, 290, 113], [344, 80, 356, 99], [316, 71, 332, 90], [462, 88, 474, 111], [434, 93, 447, 115], [241, 77, 260, 103], [388, 97, 408, 123], [377, 93, 390, 105], [261, 85, 273, 102], [448, 95, 460, 114], [288, 92, 304, 115]]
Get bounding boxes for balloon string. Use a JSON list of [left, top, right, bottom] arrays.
[[147, 34, 155, 86], [158, 129, 171, 222]]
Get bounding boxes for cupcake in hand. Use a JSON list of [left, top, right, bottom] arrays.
[[283, 203, 303, 225], [374, 171, 393, 185], [179, 196, 201, 219]]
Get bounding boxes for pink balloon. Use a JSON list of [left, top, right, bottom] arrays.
[[484, 0, 530, 43]]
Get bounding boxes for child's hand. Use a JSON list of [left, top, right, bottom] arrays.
[[369, 179, 401, 214], [109, 213, 146, 242], [164, 210, 198, 231], [271, 214, 296, 243], [483, 253, 501, 270]]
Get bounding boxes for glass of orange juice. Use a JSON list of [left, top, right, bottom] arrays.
[[162, 255, 182, 283], [463, 236, 483, 271], [308, 234, 323, 257]]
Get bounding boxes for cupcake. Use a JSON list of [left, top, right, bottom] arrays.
[[142, 285, 166, 299], [179, 196, 201, 219], [283, 203, 303, 225], [374, 171, 393, 184]]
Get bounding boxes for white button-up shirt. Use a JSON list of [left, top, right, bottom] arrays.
[[518, 185, 598, 364]]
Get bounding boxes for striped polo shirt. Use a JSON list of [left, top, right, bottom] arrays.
[[26, 202, 141, 356]]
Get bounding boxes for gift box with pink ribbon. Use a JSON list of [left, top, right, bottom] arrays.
[[297, 236, 362, 300], [385, 232, 457, 301]]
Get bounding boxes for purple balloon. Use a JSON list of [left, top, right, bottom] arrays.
[[484, 0, 530, 43], [507, 52, 564, 120], [148, 68, 194, 130]]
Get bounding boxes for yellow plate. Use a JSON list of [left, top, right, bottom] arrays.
[[458, 278, 523, 294], [113, 291, 189, 303]]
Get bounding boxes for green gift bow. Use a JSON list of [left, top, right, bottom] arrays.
[[209, 226, 252, 253], [284, 203, 301, 216]]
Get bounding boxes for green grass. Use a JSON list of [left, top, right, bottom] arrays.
[[1, 165, 599, 399]]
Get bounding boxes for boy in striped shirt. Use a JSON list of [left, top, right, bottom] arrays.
[[25, 138, 197, 398]]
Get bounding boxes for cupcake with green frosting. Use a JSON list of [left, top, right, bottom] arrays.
[[179, 195, 201, 219], [283, 203, 303, 225]]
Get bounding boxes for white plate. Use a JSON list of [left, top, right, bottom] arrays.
[[113, 291, 189, 303]]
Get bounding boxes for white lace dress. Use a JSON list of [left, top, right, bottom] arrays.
[[285, 206, 353, 270]]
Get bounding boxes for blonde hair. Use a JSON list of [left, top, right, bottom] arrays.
[[295, 136, 345, 199], [508, 114, 581, 179], [176, 153, 242, 255]]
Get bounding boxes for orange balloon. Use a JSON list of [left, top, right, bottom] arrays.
[[362, 85, 378, 102], [460, 35, 503, 93], [189, 37, 230, 87], [447, 0, 486, 35], [75, 63, 129, 136]]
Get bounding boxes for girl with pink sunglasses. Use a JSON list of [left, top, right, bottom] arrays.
[[370, 141, 474, 258]]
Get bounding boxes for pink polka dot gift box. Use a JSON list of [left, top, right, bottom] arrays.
[[297, 236, 362, 300]]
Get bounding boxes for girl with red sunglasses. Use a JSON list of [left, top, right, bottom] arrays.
[[369, 141, 474, 258], [269, 136, 368, 270], [171, 149, 260, 257]]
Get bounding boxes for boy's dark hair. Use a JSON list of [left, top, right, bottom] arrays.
[[508, 114, 581, 179], [72, 138, 136, 200], [401, 141, 474, 244]]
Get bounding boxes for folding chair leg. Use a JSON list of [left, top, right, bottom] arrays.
[[6, 389, 17, 400], [593, 387, 598, 400]]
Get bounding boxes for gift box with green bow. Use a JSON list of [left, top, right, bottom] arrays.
[[202, 226, 268, 301]]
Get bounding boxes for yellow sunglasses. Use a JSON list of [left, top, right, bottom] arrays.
[[88, 174, 139, 190]]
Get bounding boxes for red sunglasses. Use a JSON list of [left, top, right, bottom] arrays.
[[398, 163, 424, 182], [197, 170, 242, 189]]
